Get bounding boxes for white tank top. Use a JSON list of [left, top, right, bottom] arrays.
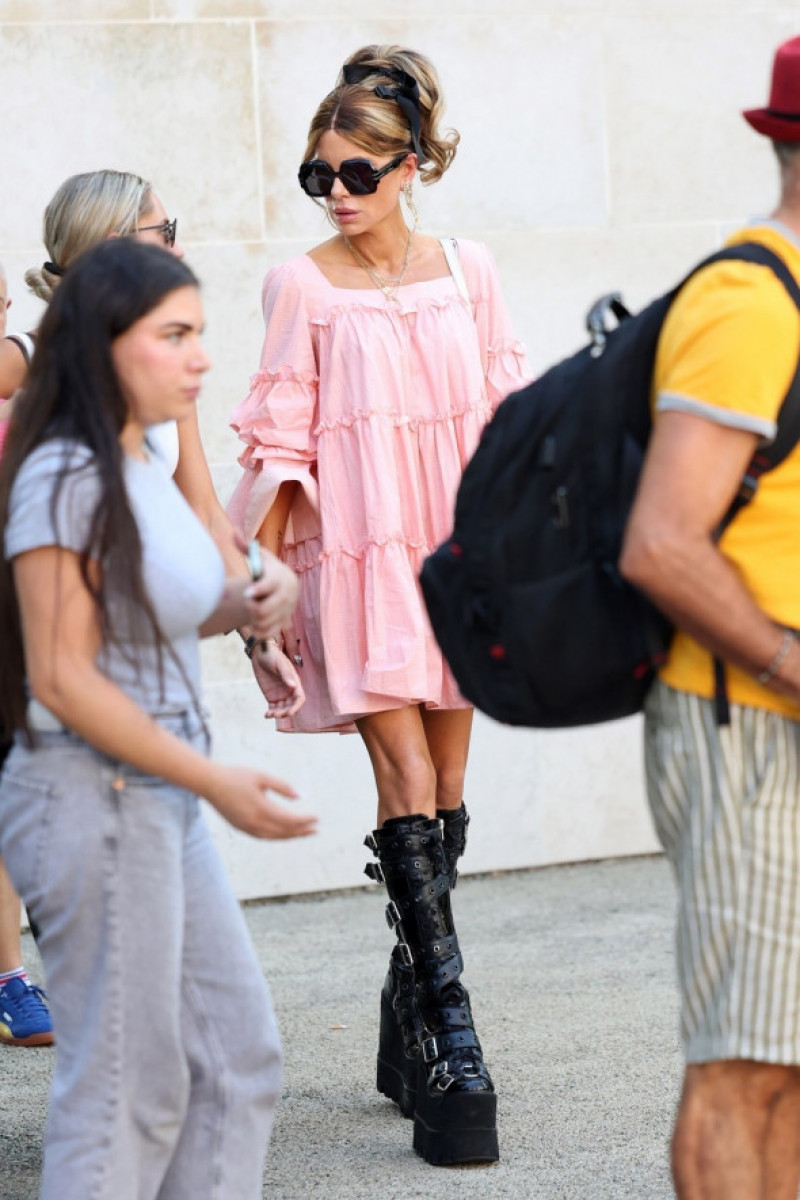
[[146, 421, 180, 476]]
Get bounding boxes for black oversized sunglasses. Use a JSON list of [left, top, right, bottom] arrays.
[[298, 153, 408, 197]]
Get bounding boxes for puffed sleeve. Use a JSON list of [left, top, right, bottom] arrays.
[[460, 240, 532, 411], [227, 261, 320, 541]]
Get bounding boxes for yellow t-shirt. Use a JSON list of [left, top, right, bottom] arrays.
[[654, 223, 800, 718]]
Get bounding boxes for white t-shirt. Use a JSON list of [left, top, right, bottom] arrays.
[[5, 438, 224, 713], [147, 420, 180, 476]]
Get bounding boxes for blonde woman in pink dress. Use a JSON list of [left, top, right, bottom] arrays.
[[229, 44, 530, 1167]]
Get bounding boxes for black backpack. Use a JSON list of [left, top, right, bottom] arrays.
[[420, 243, 800, 728]]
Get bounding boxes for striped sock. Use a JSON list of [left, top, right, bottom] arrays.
[[0, 967, 28, 988]]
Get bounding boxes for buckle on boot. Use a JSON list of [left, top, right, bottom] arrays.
[[422, 1036, 439, 1063], [430, 1060, 455, 1092], [364, 833, 378, 853], [364, 862, 384, 884], [385, 900, 402, 930]]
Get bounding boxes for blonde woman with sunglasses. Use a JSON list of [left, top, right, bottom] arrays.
[[229, 44, 531, 1167]]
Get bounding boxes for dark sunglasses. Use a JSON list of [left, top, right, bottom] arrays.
[[298, 153, 408, 198], [137, 217, 178, 248]]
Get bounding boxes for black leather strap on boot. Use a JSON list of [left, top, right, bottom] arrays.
[[365, 821, 426, 1119], [437, 804, 469, 889], [367, 814, 498, 1166]]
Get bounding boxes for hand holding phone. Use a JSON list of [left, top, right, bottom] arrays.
[[246, 540, 263, 582]]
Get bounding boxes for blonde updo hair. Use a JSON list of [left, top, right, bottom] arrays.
[[303, 45, 460, 185], [25, 170, 153, 303]]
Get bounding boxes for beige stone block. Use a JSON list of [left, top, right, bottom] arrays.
[[156, 0, 575, 18], [0, 22, 259, 248], [0, 0, 148, 18], [255, 16, 608, 240], [154, 0, 767, 18], [463, 713, 658, 874], [604, 14, 799, 225], [483, 223, 731, 378]]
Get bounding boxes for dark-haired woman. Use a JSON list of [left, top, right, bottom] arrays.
[[0, 168, 302, 1053], [229, 45, 530, 1166], [0, 239, 317, 1200]]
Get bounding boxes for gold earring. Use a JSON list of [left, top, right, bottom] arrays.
[[403, 182, 420, 230]]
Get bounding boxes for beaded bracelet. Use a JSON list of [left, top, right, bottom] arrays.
[[243, 635, 261, 659], [757, 629, 795, 685], [244, 635, 282, 659]]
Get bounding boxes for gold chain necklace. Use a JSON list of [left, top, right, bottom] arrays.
[[343, 230, 414, 301]]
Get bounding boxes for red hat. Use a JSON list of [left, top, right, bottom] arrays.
[[744, 36, 800, 140]]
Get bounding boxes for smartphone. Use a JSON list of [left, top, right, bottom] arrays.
[[246, 540, 263, 582]]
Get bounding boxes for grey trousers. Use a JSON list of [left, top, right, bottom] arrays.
[[0, 716, 283, 1200]]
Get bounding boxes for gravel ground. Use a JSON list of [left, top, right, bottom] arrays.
[[0, 855, 682, 1199]]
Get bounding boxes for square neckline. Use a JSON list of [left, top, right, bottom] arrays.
[[301, 252, 459, 295]]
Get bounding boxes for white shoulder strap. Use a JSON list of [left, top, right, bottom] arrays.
[[439, 237, 470, 304], [6, 332, 35, 363]]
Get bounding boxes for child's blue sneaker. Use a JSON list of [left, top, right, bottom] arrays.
[[0, 975, 54, 1046]]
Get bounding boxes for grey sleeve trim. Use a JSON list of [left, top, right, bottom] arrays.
[[655, 391, 777, 442]]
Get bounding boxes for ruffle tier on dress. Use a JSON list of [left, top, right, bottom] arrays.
[[228, 240, 531, 732]]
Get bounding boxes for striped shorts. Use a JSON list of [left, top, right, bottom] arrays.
[[644, 679, 800, 1064]]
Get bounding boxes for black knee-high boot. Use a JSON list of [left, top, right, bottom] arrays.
[[438, 804, 470, 890], [365, 813, 498, 1166], [368, 805, 470, 1119]]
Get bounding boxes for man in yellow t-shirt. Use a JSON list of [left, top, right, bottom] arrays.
[[621, 36, 800, 1200]]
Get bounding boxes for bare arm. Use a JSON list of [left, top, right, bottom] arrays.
[[258, 480, 299, 557], [173, 409, 245, 576], [15, 546, 316, 839], [0, 340, 28, 400], [246, 479, 305, 717], [619, 410, 800, 700]]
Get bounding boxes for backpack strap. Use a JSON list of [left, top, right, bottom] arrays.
[[439, 237, 470, 305], [681, 243, 800, 723]]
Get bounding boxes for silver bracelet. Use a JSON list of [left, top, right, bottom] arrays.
[[757, 629, 795, 685]]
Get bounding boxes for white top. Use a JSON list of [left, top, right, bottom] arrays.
[[147, 420, 180, 476], [6, 438, 224, 713]]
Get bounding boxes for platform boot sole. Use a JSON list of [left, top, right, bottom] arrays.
[[412, 1085, 499, 1166], [376, 992, 417, 1118]]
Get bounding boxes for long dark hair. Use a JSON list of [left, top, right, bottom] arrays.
[[0, 239, 200, 739]]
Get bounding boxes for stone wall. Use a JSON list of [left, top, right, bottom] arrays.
[[2, 1, 794, 897]]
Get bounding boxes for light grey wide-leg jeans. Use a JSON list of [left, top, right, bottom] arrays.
[[0, 715, 283, 1200]]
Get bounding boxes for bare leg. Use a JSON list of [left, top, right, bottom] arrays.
[[356, 706, 437, 825], [357, 706, 474, 825], [420, 708, 473, 812], [672, 1060, 800, 1199], [0, 855, 23, 974]]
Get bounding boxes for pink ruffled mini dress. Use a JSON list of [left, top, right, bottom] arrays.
[[228, 239, 531, 732]]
